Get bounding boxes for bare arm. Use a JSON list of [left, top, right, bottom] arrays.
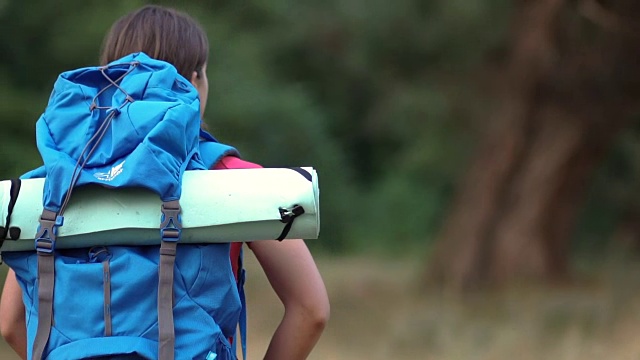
[[0, 269, 27, 360], [248, 239, 329, 360]]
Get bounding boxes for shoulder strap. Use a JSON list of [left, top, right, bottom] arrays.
[[239, 272, 247, 360], [233, 247, 247, 360], [200, 129, 245, 358], [198, 130, 240, 169]]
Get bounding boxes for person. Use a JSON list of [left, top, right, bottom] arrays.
[[0, 5, 329, 360]]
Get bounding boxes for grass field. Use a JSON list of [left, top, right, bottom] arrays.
[[2, 252, 640, 359]]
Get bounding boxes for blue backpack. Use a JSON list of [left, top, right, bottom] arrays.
[[3, 52, 247, 360]]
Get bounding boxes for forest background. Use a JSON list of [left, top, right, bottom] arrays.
[[2, 1, 640, 359]]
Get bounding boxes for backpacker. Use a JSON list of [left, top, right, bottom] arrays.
[[2, 52, 246, 360]]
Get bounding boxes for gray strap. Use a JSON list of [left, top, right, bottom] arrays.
[[33, 253, 54, 360], [158, 200, 181, 360], [103, 260, 112, 337], [158, 241, 177, 360], [33, 210, 58, 360]]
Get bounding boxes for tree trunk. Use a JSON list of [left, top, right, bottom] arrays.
[[428, 0, 640, 290]]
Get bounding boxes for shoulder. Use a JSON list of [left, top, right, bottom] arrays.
[[213, 156, 263, 170]]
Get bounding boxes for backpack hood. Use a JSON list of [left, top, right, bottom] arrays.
[[26, 52, 209, 211]]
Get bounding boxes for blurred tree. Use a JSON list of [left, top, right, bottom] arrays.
[[5, 0, 638, 260], [428, 0, 640, 289]]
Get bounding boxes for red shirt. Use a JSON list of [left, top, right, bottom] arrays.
[[212, 156, 262, 279]]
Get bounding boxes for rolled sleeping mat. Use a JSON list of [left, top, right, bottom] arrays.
[[0, 167, 319, 252]]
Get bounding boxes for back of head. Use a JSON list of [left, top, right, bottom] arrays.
[[100, 5, 208, 80]]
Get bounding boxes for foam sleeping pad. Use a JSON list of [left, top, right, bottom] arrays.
[[0, 167, 319, 252]]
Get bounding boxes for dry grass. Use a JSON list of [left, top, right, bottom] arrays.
[[247, 253, 640, 360], [2, 253, 640, 359]]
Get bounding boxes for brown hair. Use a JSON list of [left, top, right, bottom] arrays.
[[100, 5, 208, 80]]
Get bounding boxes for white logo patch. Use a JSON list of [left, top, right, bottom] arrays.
[[94, 161, 125, 182]]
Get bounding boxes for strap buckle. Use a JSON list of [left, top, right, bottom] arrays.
[[160, 228, 181, 242], [160, 201, 182, 242], [34, 213, 63, 254]]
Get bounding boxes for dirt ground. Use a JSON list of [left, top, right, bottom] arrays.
[[2, 253, 640, 359]]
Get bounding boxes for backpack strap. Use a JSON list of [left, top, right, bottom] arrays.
[[32, 209, 62, 360], [237, 247, 248, 360], [198, 130, 239, 169], [158, 200, 182, 360], [152, 131, 218, 358], [239, 273, 248, 360], [198, 129, 247, 359]]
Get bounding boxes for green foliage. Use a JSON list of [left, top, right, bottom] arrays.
[[575, 120, 640, 256], [0, 0, 514, 254]]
